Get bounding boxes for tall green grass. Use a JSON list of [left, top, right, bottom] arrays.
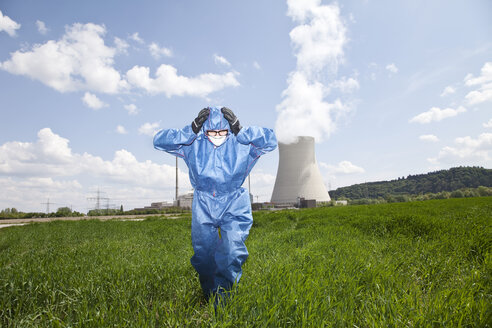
[[0, 197, 490, 327]]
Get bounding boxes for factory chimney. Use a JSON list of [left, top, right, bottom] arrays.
[[175, 157, 178, 201], [271, 136, 330, 204]]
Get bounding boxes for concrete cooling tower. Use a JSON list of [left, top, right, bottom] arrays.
[[271, 136, 331, 204]]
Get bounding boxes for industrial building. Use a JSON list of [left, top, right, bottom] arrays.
[[174, 192, 193, 209], [133, 201, 174, 211], [134, 193, 194, 211]]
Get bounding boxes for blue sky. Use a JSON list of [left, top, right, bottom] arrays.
[[1, 0, 491, 212]]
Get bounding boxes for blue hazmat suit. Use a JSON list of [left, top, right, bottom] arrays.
[[153, 107, 277, 297]]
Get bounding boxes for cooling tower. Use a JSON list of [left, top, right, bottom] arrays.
[[271, 136, 331, 204]]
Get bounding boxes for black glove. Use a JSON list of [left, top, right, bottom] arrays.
[[191, 108, 210, 134], [221, 107, 242, 135]]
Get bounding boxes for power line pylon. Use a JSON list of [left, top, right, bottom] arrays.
[[87, 188, 109, 210], [40, 198, 55, 214]]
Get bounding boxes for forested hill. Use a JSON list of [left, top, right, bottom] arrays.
[[329, 167, 492, 200]]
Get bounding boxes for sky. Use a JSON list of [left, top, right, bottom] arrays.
[[0, 0, 491, 213]]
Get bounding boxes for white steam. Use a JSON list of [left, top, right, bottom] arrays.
[[276, 0, 349, 143]]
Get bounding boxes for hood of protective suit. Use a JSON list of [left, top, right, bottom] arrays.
[[202, 107, 229, 133]]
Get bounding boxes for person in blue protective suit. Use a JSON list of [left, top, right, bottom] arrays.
[[153, 106, 277, 300]]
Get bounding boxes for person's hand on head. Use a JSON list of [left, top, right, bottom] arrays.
[[192, 108, 210, 134], [221, 107, 242, 135]]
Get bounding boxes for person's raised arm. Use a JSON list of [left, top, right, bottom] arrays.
[[221, 107, 277, 154], [236, 126, 277, 154], [153, 108, 210, 157]]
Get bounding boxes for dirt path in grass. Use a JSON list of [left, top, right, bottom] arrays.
[[0, 213, 185, 228]]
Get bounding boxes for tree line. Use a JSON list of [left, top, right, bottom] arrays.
[[329, 166, 492, 200], [0, 207, 85, 220], [0, 206, 189, 220], [86, 207, 188, 216]]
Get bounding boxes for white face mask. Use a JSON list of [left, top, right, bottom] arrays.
[[209, 135, 227, 147]]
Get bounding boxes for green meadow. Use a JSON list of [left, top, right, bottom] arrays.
[[0, 198, 490, 327]]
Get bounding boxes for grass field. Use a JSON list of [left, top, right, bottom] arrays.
[[0, 198, 490, 327]]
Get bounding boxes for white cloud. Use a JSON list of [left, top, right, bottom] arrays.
[[126, 64, 240, 98], [484, 119, 492, 128], [320, 160, 365, 174], [429, 133, 492, 165], [0, 23, 129, 94], [214, 54, 231, 67], [440, 85, 455, 97], [114, 37, 129, 54], [36, 20, 48, 35], [253, 61, 261, 70], [149, 42, 172, 59], [2, 177, 82, 191], [0, 22, 240, 101], [138, 122, 160, 136], [276, 1, 349, 144], [0, 128, 75, 175], [464, 62, 492, 87], [0, 177, 84, 212], [330, 76, 359, 93], [464, 62, 492, 105], [130, 32, 144, 44], [82, 92, 107, 110], [276, 72, 349, 143], [287, 1, 347, 78], [466, 88, 492, 105], [0, 10, 21, 37], [409, 106, 466, 124], [115, 125, 128, 134], [385, 63, 398, 74], [419, 134, 439, 142], [124, 103, 139, 115], [0, 128, 191, 211]]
